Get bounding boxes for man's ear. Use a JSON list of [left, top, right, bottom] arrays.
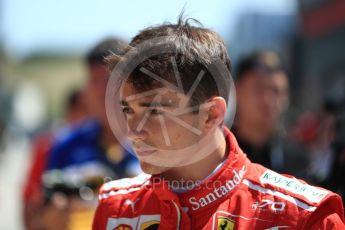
[[201, 97, 226, 131]]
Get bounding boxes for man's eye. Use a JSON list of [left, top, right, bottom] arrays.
[[122, 107, 133, 114], [149, 108, 163, 115]]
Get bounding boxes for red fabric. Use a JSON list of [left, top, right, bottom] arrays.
[[23, 133, 52, 207], [93, 128, 345, 229], [23, 132, 53, 229]]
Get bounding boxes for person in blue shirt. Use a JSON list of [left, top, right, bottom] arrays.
[[39, 38, 140, 230]]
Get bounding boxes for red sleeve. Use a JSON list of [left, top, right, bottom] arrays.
[[303, 194, 345, 230], [92, 199, 108, 230], [307, 213, 345, 230]]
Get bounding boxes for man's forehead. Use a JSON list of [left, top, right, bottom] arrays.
[[121, 82, 185, 105]]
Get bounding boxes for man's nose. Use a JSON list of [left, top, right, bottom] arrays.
[[126, 117, 147, 141], [263, 88, 278, 107]]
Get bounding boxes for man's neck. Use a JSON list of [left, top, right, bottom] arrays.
[[162, 128, 228, 183]]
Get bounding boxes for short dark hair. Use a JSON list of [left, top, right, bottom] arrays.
[[107, 17, 232, 111], [86, 37, 128, 66], [235, 51, 285, 82]]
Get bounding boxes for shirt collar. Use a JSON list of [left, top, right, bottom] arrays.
[[150, 127, 249, 214], [178, 128, 249, 214]]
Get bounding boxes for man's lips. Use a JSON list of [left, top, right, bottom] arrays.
[[134, 148, 157, 157]]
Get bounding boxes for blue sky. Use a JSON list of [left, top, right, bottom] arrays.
[[1, 0, 297, 58]]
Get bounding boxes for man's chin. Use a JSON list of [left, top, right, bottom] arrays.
[[139, 161, 168, 175]]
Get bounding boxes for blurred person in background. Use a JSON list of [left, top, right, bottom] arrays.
[[45, 37, 140, 181], [293, 85, 345, 205], [229, 51, 308, 177], [24, 38, 140, 230], [23, 89, 87, 230]]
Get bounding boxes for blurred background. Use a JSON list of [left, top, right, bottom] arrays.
[[1, 0, 345, 229]]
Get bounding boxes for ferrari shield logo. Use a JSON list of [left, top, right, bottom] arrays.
[[140, 220, 160, 230], [218, 216, 235, 230]]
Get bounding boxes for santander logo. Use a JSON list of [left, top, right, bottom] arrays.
[[189, 166, 246, 211]]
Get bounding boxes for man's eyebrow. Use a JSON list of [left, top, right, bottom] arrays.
[[120, 100, 128, 106], [120, 100, 171, 107], [139, 102, 170, 107]]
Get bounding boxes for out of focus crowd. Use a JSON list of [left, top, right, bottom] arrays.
[[0, 1, 345, 229], [20, 38, 141, 230]]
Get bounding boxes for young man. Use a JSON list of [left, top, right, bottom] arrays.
[[230, 51, 308, 178], [93, 19, 345, 229]]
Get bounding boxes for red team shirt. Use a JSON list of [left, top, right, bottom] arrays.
[[93, 128, 345, 229]]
